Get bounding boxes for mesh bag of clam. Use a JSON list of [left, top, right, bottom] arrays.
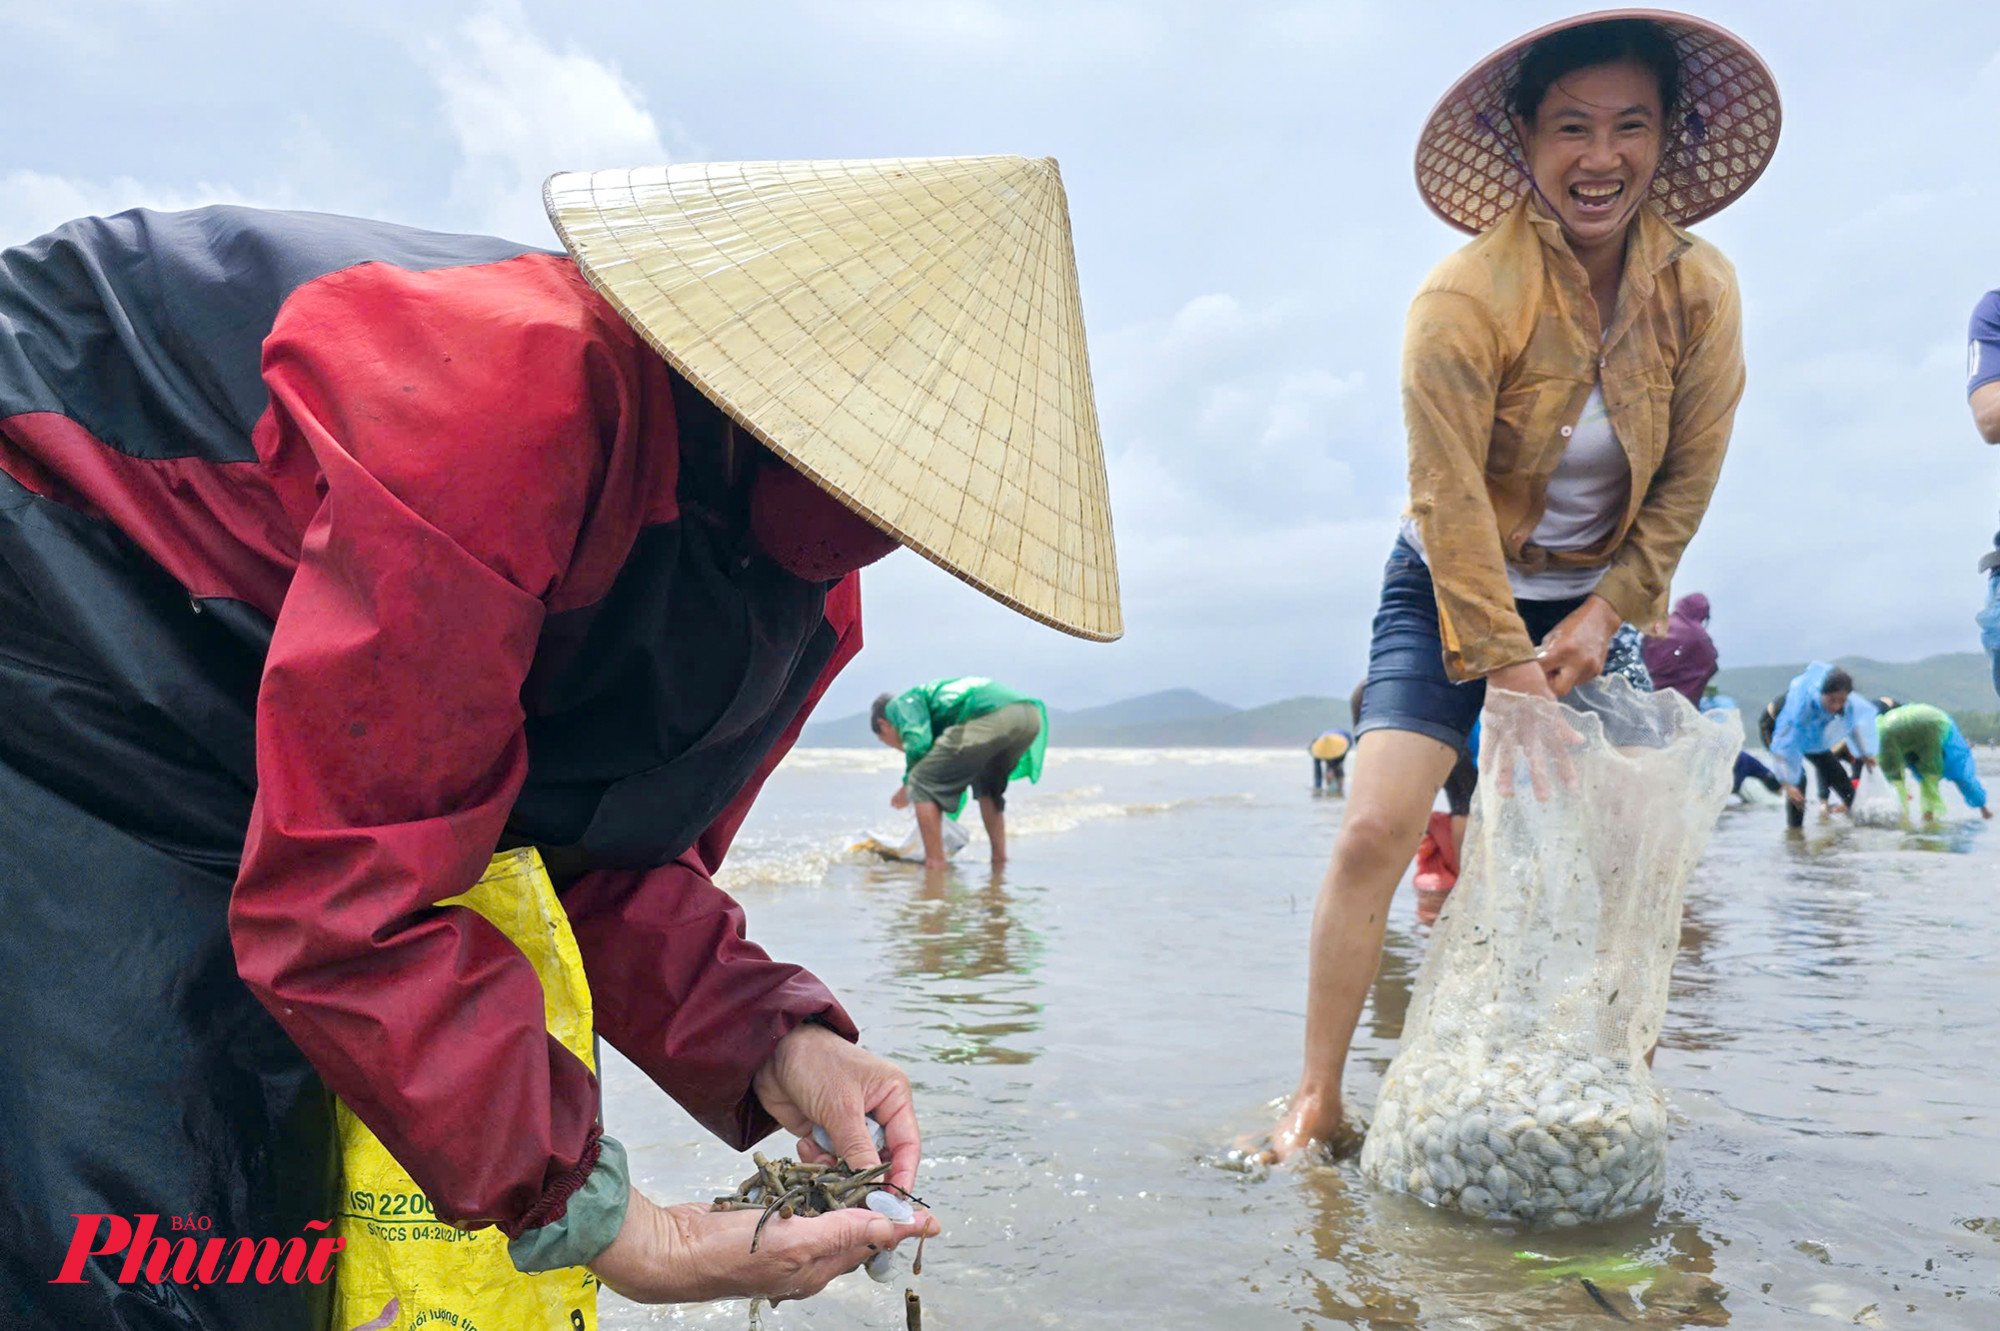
[[1359, 679, 1738, 1228]]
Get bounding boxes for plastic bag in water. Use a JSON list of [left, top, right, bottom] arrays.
[[852, 815, 973, 863], [1849, 765, 1903, 827], [1359, 678, 1737, 1227]]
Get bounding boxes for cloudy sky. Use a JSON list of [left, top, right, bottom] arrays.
[[7, 0, 1999, 713]]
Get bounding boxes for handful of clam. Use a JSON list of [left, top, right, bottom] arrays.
[[716, 1151, 924, 1273], [1359, 1043, 1666, 1227]]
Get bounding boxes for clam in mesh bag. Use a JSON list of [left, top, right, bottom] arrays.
[[1359, 679, 1738, 1227]]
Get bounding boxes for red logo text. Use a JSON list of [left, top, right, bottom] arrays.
[[49, 1214, 343, 1287]]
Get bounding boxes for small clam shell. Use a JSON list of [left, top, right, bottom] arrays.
[[1458, 1184, 1495, 1216], [866, 1190, 915, 1223], [1549, 1210, 1582, 1228]]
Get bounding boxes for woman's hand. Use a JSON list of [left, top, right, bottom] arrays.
[[1483, 666, 1582, 800], [1486, 659, 1558, 703], [1536, 595, 1623, 696], [588, 1187, 936, 1305], [889, 786, 910, 810], [753, 1023, 922, 1193]]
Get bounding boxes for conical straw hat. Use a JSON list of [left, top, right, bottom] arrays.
[[544, 156, 1121, 641], [1416, 9, 1780, 235]]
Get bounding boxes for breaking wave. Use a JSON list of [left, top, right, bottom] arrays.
[[713, 784, 1255, 890]]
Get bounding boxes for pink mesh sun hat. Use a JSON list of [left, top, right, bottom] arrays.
[[1416, 8, 1781, 235]]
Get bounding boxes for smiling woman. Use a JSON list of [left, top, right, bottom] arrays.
[[1262, 10, 1781, 1164], [1507, 20, 1680, 326]]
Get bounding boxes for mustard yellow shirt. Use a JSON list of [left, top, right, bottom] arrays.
[[1401, 197, 1745, 680]]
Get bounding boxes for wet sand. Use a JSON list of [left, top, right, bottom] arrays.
[[602, 748, 2000, 1329]]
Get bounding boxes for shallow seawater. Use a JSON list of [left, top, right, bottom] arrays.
[[601, 748, 2000, 1330]]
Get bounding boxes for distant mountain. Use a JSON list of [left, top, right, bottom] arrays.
[[1058, 695, 1350, 748], [1054, 688, 1238, 731], [798, 687, 1241, 749], [795, 654, 2000, 752], [798, 709, 875, 748], [1710, 652, 1997, 718]]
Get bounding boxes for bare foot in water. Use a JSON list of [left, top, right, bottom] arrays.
[[1248, 1090, 1352, 1164]]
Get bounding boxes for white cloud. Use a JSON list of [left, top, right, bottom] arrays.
[[0, 171, 255, 244], [1260, 369, 1364, 448], [799, 0, 1156, 59], [428, 7, 669, 243], [813, 0, 1017, 47]]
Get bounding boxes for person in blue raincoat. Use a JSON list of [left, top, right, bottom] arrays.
[[1764, 664, 1879, 829]]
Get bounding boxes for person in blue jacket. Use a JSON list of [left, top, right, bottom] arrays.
[[1967, 288, 2000, 699], [1764, 664, 1879, 829]]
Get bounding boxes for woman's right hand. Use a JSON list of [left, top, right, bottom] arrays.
[[589, 1187, 937, 1305]]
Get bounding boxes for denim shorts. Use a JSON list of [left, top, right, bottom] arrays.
[[1355, 537, 1630, 754]]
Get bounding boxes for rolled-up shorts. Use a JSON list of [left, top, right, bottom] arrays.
[[905, 701, 1042, 812], [1355, 537, 1652, 755]]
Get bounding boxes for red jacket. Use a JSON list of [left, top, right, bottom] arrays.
[[0, 207, 860, 1234]]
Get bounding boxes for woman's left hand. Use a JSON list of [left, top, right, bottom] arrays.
[[1536, 595, 1623, 696], [753, 1023, 922, 1193]]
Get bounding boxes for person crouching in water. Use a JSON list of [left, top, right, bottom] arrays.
[[1264, 10, 1775, 1159], [872, 679, 1048, 869], [0, 156, 1118, 1327], [1876, 701, 1993, 823]]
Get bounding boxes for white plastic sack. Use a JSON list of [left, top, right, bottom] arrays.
[[1849, 765, 1903, 827], [895, 815, 972, 861], [1359, 678, 1738, 1227]]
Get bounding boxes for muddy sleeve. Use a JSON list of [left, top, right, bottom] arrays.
[[1402, 289, 1534, 680], [230, 265, 618, 1237]]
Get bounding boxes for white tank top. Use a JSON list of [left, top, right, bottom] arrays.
[[1399, 380, 1629, 600]]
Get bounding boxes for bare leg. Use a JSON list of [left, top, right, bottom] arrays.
[[913, 801, 948, 869], [976, 794, 1006, 866], [1265, 728, 1459, 1161]]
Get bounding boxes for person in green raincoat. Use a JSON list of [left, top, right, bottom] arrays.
[[1876, 702, 1994, 823], [871, 678, 1048, 867]]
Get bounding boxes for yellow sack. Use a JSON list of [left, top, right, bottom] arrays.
[[331, 847, 601, 1331]]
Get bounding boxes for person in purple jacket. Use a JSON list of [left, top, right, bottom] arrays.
[[1642, 592, 1718, 706]]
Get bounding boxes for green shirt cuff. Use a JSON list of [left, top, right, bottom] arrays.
[[507, 1135, 630, 1274]]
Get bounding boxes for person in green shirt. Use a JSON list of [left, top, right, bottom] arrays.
[[1876, 703, 1993, 823], [870, 678, 1049, 868]]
